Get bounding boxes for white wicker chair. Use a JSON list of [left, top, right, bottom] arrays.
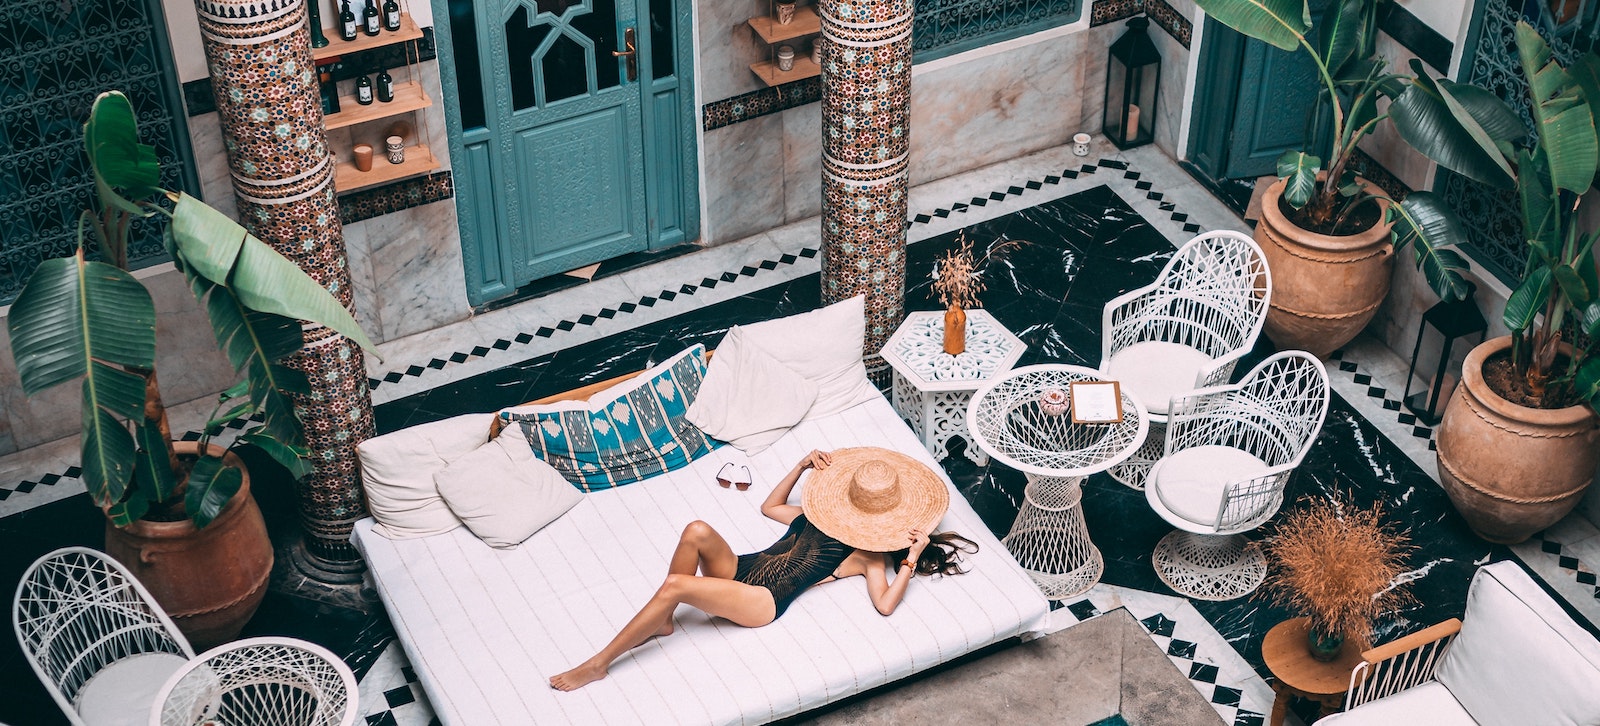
[[1143, 351, 1329, 601], [13, 546, 196, 726], [1101, 230, 1271, 489], [151, 636, 359, 726]]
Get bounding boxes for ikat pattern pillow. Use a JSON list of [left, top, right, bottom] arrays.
[[499, 345, 718, 491]]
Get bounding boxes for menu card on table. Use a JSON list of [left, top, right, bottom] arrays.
[[1069, 381, 1123, 424]]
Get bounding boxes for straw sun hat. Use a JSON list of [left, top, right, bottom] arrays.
[[801, 447, 950, 552]]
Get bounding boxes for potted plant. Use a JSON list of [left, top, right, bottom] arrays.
[[6, 91, 377, 648], [1260, 497, 1414, 661], [1195, 0, 1484, 356], [1413, 23, 1600, 543]]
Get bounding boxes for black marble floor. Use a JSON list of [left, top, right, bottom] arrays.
[[0, 184, 1541, 725]]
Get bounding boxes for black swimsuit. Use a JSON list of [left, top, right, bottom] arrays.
[[733, 514, 853, 618]]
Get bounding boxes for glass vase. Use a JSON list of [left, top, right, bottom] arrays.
[[943, 304, 967, 355], [1307, 624, 1345, 663]]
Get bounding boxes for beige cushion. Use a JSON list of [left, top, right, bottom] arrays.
[[1434, 561, 1600, 725], [76, 652, 188, 726], [1318, 682, 1473, 726], [738, 295, 880, 421], [358, 413, 494, 539], [435, 432, 583, 548], [685, 326, 818, 454], [1151, 445, 1269, 526], [1104, 340, 1212, 415]]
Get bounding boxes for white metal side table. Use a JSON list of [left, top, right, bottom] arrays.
[[967, 364, 1148, 599], [879, 309, 1025, 464]]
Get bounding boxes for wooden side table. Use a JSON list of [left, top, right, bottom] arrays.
[[1263, 617, 1364, 726]]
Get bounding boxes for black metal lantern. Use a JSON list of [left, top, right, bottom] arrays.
[[1103, 16, 1161, 150], [1404, 283, 1487, 425]]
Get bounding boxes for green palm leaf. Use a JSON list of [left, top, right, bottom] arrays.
[[1389, 193, 1471, 302], [84, 91, 159, 215], [184, 455, 243, 529], [134, 421, 178, 504], [1277, 151, 1321, 208], [1194, 0, 1310, 52], [1516, 21, 1599, 193], [1504, 266, 1552, 332], [1390, 71, 1517, 188], [1318, 0, 1365, 78], [203, 283, 310, 447]]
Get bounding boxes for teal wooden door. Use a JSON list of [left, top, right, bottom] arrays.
[[439, 0, 698, 305]]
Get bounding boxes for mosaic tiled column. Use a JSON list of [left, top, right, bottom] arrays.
[[819, 0, 913, 364], [196, 0, 374, 583]]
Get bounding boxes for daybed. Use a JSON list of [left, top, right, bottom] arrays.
[[352, 365, 1051, 724]]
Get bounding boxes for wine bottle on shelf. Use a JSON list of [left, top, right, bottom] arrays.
[[308, 0, 330, 47], [356, 73, 374, 105], [376, 68, 394, 102], [318, 64, 342, 114], [363, 0, 381, 36], [382, 0, 401, 31], [339, 0, 357, 41]]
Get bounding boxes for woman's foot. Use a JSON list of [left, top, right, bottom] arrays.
[[655, 620, 674, 637], [550, 660, 608, 691]]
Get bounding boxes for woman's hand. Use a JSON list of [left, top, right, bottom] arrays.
[[907, 529, 931, 562], [799, 449, 832, 472]]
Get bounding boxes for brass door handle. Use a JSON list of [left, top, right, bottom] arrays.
[[613, 27, 637, 81]]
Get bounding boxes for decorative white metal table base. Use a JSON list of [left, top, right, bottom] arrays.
[[1107, 420, 1166, 490], [1001, 474, 1104, 600], [1152, 530, 1267, 601], [892, 376, 988, 465]]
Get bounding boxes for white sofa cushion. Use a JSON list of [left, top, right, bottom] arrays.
[[76, 652, 188, 726], [1318, 682, 1474, 726], [1434, 561, 1600, 726], [737, 295, 880, 421], [358, 413, 493, 539], [1150, 445, 1269, 526], [685, 325, 818, 454], [1104, 340, 1212, 415], [435, 432, 583, 549]]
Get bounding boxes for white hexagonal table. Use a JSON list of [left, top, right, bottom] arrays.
[[878, 309, 1025, 464]]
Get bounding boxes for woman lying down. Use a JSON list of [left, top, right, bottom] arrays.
[[550, 446, 978, 691]]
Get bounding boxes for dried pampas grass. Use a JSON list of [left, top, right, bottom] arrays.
[[932, 231, 1016, 309], [1259, 496, 1414, 646]]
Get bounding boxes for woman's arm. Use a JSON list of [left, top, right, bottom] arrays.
[[864, 529, 930, 616], [760, 449, 831, 525]]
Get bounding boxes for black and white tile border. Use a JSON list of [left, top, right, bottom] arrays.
[[1326, 348, 1438, 451]]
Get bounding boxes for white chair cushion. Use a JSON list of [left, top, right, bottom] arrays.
[[1434, 561, 1600, 725], [1317, 682, 1474, 726], [1151, 445, 1269, 526], [435, 431, 584, 549], [76, 652, 188, 726], [358, 413, 493, 539], [1104, 340, 1213, 415], [737, 295, 881, 421], [685, 325, 819, 454]]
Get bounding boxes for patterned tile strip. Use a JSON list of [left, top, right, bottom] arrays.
[[338, 171, 455, 224]]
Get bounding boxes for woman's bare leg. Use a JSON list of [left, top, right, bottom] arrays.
[[549, 574, 776, 691], [669, 520, 738, 578]]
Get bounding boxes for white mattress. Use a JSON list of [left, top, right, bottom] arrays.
[[353, 397, 1051, 725]]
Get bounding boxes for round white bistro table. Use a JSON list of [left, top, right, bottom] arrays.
[[966, 364, 1149, 599], [878, 309, 1026, 464]]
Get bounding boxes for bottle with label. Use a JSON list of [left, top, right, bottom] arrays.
[[363, 0, 381, 36], [356, 73, 374, 105], [376, 68, 394, 102], [339, 0, 357, 41], [382, 0, 401, 31]]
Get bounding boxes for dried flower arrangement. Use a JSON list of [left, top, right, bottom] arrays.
[[932, 232, 1017, 309], [1259, 497, 1415, 648]]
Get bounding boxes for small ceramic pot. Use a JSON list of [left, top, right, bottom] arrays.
[[1040, 389, 1069, 417], [812, 38, 823, 66], [776, 1, 796, 24], [385, 135, 404, 164], [1073, 133, 1091, 157], [776, 45, 795, 72], [353, 144, 374, 172]]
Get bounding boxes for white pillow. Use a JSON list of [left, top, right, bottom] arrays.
[[686, 326, 818, 454], [737, 295, 880, 420], [435, 432, 583, 548], [357, 413, 493, 539]]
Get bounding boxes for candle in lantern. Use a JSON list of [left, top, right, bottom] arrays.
[[1125, 104, 1141, 144]]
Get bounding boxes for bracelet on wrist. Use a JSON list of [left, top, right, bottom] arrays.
[[900, 559, 915, 571]]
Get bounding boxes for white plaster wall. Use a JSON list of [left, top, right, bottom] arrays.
[[1394, 0, 1471, 43]]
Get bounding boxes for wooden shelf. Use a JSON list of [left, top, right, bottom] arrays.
[[335, 142, 440, 193], [747, 6, 821, 45], [324, 82, 431, 129], [750, 56, 819, 87], [312, 13, 423, 62]]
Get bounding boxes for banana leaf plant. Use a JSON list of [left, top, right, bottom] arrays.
[[6, 91, 378, 528], [1389, 22, 1600, 413], [1195, 0, 1486, 302]]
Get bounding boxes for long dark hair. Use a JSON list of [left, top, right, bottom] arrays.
[[895, 531, 978, 577]]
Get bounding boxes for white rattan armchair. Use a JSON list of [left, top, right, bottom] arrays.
[[1343, 619, 1462, 712], [151, 636, 359, 726], [1143, 351, 1329, 600], [1101, 230, 1270, 489], [14, 546, 196, 726]]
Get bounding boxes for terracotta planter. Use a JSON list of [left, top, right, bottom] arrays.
[[1254, 177, 1394, 358], [103, 442, 273, 650], [1435, 337, 1600, 544]]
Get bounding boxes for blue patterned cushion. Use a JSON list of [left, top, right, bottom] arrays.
[[500, 345, 718, 492]]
